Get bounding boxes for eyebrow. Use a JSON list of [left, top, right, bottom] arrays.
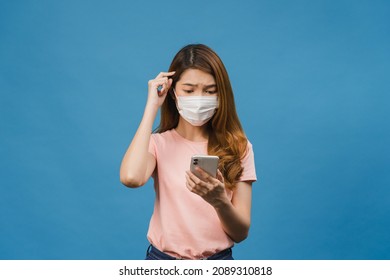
[[182, 83, 217, 88]]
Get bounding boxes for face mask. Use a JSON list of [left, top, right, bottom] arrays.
[[174, 90, 218, 126]]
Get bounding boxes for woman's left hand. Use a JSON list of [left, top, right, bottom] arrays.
[[185, 168, 229, 208]]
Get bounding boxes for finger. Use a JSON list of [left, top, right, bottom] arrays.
[[195, 166, 213, 182], [152, 78, 170, 95], [153, 77, 168, 85], [150, 72, 175, 91], [160, 78, 171, 94], [185, 173, 201, 194], [167, 77, 173, 88], [149, 77, 167, 90], [186, 170, 201, 185], [155, 71, 176, 79], [185, 173, 193, 189], [186, 177, 207, 197], [186, 171, 210, 192], [217, 169, 224, 183]]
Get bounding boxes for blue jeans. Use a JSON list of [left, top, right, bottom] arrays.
[[145, 245, 234, 260]]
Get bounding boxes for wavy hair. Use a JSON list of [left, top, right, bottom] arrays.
[[157, 44, 248, 190]]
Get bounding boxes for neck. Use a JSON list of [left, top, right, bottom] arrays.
[[175, 118, 208, 142]]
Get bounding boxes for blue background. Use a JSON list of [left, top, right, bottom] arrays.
[[1, 0, 389, 260]]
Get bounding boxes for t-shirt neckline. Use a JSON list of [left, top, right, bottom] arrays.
[[171, 129, 208, 145]]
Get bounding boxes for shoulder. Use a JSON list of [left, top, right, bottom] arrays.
[[242, 137, 254, 156], [241, 137, 255, 161], [152, 129, 175, 138], [151, 129, 177, 144], [246, 139, 253, 149]]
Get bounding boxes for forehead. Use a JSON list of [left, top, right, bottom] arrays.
[[177, 69, 215, 86]]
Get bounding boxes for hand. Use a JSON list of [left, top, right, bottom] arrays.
[[147, 71, 175, 108], [185, 168, 229, 208]]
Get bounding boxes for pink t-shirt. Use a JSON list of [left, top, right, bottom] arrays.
[[147, 129, 257, 259]]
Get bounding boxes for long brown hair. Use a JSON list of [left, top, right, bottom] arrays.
[[157, 44, 248, 190]]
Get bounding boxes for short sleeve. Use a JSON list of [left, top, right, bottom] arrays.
[[239, 140, 257, 182], [148, 134, 157, 158]]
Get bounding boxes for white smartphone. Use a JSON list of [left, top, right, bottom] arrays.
[[190, 155, 219, 178]]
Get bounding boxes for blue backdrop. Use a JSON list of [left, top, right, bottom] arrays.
[[1, 0, 389, 260]]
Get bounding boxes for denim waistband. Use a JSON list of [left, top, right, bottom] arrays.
[[146, 244, 233, 260]]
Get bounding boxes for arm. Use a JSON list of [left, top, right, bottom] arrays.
[[120, 71, 175, 188], [215, 181, 252, 243], [185, 169, 252, 243]]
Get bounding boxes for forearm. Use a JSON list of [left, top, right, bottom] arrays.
[[120, 103, 158, 187], [214, 200, 251, 243]]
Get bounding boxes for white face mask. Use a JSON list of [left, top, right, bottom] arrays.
[[174, 90, 219, 126]]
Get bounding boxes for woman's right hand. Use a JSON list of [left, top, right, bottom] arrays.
[[147, 71, 175, 108]]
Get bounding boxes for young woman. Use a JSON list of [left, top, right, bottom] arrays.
[[120, 44, 257, 260]]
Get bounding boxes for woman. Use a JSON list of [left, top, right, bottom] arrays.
[[120, 44, 257, 260]]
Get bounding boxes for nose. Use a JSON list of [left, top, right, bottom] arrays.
[[194, 90, 208, 96]]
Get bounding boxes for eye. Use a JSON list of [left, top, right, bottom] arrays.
[[205, 90, 217, 94], [183, 90, 194, 94]]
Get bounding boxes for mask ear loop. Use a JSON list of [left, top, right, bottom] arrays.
[[172, 88, 182, 114], [171, 88, 177, 100]]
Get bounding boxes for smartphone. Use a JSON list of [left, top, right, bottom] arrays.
[[190, 155, 219, 178]]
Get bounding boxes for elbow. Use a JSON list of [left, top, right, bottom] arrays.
[[232, 230, 249, 243], [230, 221, 250, 243], [120, 173, 146, 188]]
